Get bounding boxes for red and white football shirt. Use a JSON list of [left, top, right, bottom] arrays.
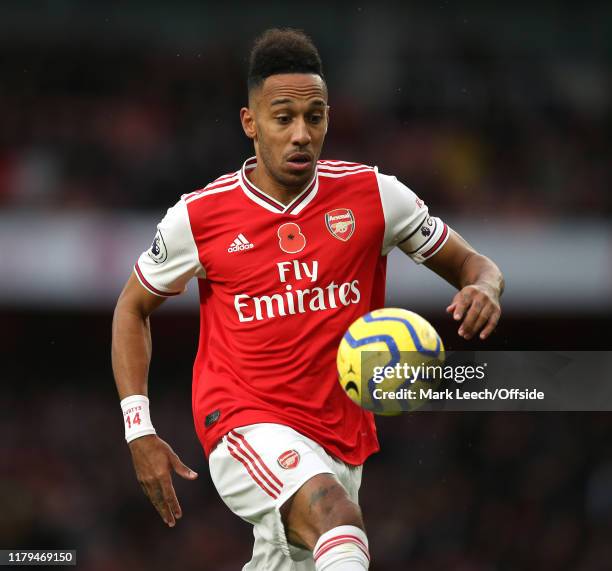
[[135, 157, 449, 465]]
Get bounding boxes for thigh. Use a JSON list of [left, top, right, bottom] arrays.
[[281, 471, 365, 552], [209, 423, 336, 562]]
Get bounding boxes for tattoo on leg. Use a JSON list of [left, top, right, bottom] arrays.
[[309, 486, 331, 513]]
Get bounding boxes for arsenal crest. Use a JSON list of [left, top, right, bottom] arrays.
[[325, 209, 355, 242], [277, 449, 300, 469]]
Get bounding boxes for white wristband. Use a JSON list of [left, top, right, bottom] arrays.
[[121, 394, 157, 443]]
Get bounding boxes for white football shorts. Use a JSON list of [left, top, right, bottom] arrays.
[[208, 423, 363, 571]]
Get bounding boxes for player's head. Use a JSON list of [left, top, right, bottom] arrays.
[[240, 28, 329, 189]]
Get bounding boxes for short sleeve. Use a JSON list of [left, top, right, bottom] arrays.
[[134, 199, 205, 297], [376, 170, 450, 263]]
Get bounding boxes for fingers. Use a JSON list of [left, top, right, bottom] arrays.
[[151, 483, 176, 527], [462, 305, 491, 340], [131, 438, 198, 528], [171, 454, 199, 481], [478, 309, 501, 340], [140, 476, 180, 527], [448, 291, 470, 323], [160, 476, 182, 524], [449, 286, 501, 340]]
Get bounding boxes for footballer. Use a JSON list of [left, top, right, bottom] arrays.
[[112, 28, 504, 570]]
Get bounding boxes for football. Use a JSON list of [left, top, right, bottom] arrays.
[[337, 308, 445, 414]]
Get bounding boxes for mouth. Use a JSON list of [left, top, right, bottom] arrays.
[[286, 152, 313, 173]]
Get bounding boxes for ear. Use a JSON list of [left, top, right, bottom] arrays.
[[240, 107, 257, 140]]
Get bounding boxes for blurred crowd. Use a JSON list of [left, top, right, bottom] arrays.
[[3, 388, 612, 570], [1, 2, 610, 218]]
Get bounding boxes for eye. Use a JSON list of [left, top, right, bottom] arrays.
[[309, 114, 323, 124], [276, 115, 291, 125]]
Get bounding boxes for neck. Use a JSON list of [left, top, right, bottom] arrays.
[[248, 160, 312, 206]]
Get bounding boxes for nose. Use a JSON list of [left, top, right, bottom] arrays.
[[291, 117, 311, 147]]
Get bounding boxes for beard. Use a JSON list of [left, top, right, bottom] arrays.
[[256, 135, 318, 191]]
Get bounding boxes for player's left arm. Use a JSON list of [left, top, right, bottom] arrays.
[[423, 229, 504, 340], [376, 170, 503, 340]]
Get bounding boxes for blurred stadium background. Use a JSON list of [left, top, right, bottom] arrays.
[[1, 1, 611, 569]]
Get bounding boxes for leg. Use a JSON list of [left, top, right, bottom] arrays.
[[210, 423, 369, 570], [281, 473, 370, 569], [281, 473, 364, 550]]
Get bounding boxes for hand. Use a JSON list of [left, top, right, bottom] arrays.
[[446, 284, 501, 340], [129, 434, 198, 527]]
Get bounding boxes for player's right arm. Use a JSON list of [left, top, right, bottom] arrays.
[[112, 275, 198, 528], [112, 273, 165, 402], [112, 199, 205, 527]]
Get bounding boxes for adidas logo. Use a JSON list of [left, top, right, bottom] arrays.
[[228, 233, 254, 253]]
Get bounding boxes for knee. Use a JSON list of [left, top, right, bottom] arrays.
[[312, 490, 364, 535], [282, 475, 365, 550]]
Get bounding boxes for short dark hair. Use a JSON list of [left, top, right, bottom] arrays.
[[247, 28, 324, 92]]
